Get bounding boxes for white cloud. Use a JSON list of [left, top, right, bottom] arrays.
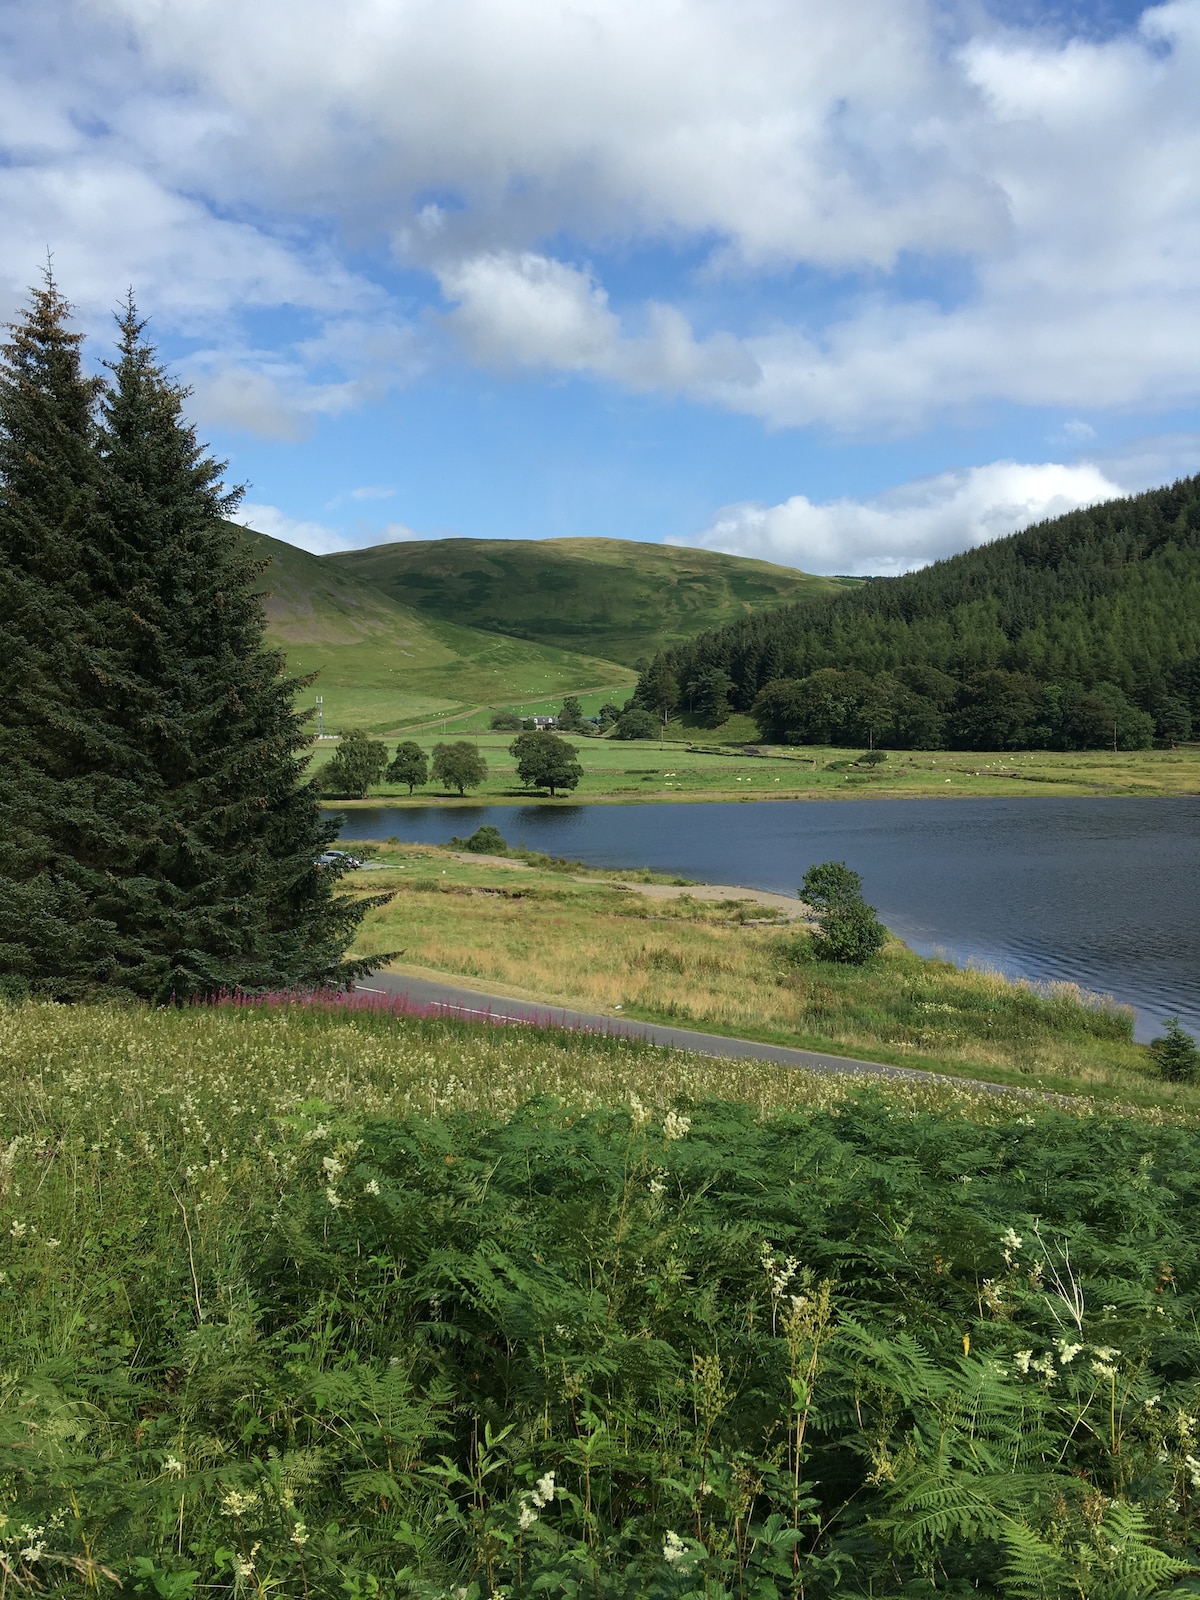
[[439, 251, 759, 393], [185, 314, 422, 439], [679, 460, 1124, 576], [1, 0, 1199, 433], [348, 486, 396, 502], [233, 502, 349, 555]]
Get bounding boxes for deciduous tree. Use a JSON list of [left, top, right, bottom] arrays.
[[432, 741, 488, 795], [509, 730, 582, 795], [322, 730, 388, 798], [387, 739, 429, 794]]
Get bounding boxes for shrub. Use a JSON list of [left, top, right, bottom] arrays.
[[801, 859, 888, 964], [614, 707, 660, 740], [448, 824, 509, 854], [1149, 1017, 1199, 1081]]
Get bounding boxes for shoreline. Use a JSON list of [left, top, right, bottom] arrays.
[[323, 784, 1200, 809]]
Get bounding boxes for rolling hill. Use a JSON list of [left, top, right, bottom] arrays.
[[239, 525, 634, 733], [325, 536, 857, 666]]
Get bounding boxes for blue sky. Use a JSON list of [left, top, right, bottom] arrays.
[[3, 0, 1199, 574]]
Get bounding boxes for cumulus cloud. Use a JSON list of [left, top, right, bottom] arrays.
[[2, 0, 1200, 433], [439, 251, 758, 392], [679, 460, 1124, 576], [233, 502, 349, 555]]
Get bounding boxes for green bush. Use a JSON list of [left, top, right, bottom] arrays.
[[614, 707, 660, 740], [801, 860, 888, 964], [1150, 1017, 1199, 1081], [448, 825, 509, 854]]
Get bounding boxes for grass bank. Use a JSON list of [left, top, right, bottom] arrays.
[[3, 996, 1200, 1596], [316, 733, 1200, 805], [342, 842, 1191, 1110]]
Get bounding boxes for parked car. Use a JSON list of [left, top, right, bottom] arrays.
[[316, 849, 362, 869]]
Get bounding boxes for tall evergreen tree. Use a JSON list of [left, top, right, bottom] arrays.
[[0, 286, 383, 1000], [90, 300, 384, 999], [0, 272, 131, 996]]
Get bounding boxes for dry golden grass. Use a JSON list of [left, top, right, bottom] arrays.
[[343, 844, 1193, 1108]]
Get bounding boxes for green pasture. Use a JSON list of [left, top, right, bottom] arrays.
[[314, 728, 1200, 803], [247, 523, 635, 733]]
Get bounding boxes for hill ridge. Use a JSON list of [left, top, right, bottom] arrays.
[[325, 534, 856, 666]]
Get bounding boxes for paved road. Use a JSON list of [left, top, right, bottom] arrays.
[[358, 969, 1002, 1091]]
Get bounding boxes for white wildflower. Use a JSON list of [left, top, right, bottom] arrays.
[[1145, 1395, 1160, 1409], [1001, 1227, 1023, 1253], [164, 1456, 185, 1476], [231, 1547, 258, 1582], [1055, 1339, 1083, 1364], [9, 1220, 26, 1239], [663, 1530, 689, 1565], [1014, 1350, 1033, 1375], [321, 1154, 344, 1181], [1093, 1346, 1120, 1362], [517, 1500, 538, 1532], [364, 1178, 381, 1197], [1187, 1456, 1200, 1490], [663, 1110, 691, 1141], [290, 1523, 309, 1548], [628, 1096, 651, 1129], [20, 1540, 47, 1564], [1091, 1360, 1117, 1380], [648, 1176, 666, 1197], [220, 1488, 260, 1517], [324, 1186, 342, 1209], [531, 1471, 556, 1509]]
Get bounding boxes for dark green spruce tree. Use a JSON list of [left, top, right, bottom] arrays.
[[0, 272, 134, 997], [0, 284, 384, 1000], [92, 300, 387, 999]]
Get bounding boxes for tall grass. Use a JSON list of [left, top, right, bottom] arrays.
[[343, 849, 1184, 1105], [2, 998, 1198, 1596]]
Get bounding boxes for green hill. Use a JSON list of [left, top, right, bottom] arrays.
[[325, 535, 856, 666], [641, 476, 1200, 750], [241, 526, 634, 733]]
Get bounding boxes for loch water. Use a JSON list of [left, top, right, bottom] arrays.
[[330, 796, 1200, 1042]]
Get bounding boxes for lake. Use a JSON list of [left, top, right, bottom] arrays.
[[330, 796, 1200, 1042]]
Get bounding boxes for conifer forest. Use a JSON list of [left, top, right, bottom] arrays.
[[639, 481, 1200, 751]]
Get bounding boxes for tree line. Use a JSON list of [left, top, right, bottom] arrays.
[[0, 276, 382, 1001], [322, 729, 584, 797], [633, 477, 1200, 749]]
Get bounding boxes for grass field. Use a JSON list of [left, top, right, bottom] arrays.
[[338, 840, 1194, 1110], [4, 996, 1200, 1596], [245, 525, 635, 732], [314, 727, 1200, 803], [326, 535, 856, 666]]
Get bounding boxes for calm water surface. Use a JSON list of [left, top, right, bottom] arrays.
[[331, 797, 1200, 1041]]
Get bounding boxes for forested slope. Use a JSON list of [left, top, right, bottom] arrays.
[[638, 475, 1200, 750]]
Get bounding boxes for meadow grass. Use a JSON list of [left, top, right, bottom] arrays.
[[3, 997, 1199, 1596], [340, 843, 1193, 1110], [317, 732, 1200, 804]]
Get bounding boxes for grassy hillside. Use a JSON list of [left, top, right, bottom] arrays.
[[326, 535, 856, 666], [647, 475, 1200, 749], [241, 524, 634, 732]]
